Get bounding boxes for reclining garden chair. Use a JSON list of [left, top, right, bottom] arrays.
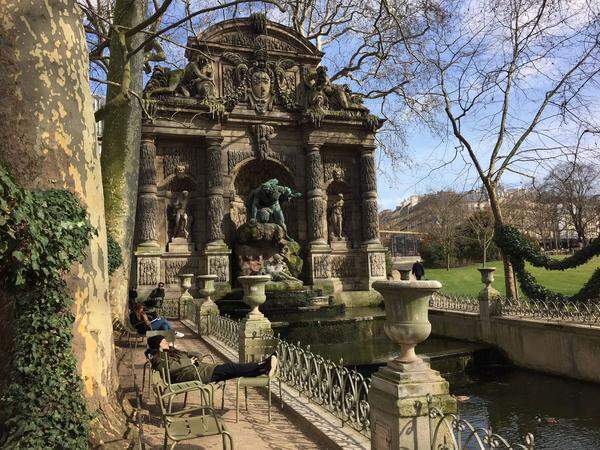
[[152, 371, 234, 450], [144, 350, 226, 410]]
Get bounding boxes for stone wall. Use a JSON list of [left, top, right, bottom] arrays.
[[430, 310, 600, 384]]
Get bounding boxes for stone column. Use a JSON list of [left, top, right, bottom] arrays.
[[306, 143, 326, 245], [305, 143, 333, 292], [205, 136, 225, 245], [478, 267, 500, 339], [136, 137, 160, 252], [202, 135, 231, 284], [360, 147, 381, 245], [359, 146, 386, 290], [370, 281, 457, 449], [135, 137, 161, 293]]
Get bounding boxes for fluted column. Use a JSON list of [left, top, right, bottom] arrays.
[[136, 137, 160, 251], [205, 136, 224, 245], [360, 147, 380, 245], [306, 143, 326, 245]]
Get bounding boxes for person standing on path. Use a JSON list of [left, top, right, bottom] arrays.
[[411, 260, 425, 280]]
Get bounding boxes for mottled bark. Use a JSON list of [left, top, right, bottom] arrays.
[[0, 0, 126, 443], [101, 0, 147, 320]]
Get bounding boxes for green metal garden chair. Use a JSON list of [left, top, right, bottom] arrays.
[[152, 371, 234, 450], [235, 364, 281, 423]]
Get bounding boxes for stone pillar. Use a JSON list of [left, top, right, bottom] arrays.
[[360, 147, 381, 245], [306, 143, 326, 246], [136, 137, 160, 252], [238, 275, 273, 363], [205, 136, 225, 245], [305, 143, 333, 291], [197, 274, 220, 335], [370, 281, 457, 450], [202, 135, 231, 284], [359, 146, 386, 290]]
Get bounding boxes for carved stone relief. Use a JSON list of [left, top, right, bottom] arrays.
[[208, 256, 228, 282], [313, 255, 330, 279], [369, 253, 386, 278], [306, 149, 324, 191], [138, 258, 159, 285], [228, 149, 254, 172], [309, 198, 325, 241], [221, 48, 298, 113], [162, 147, 197, 178], [164, 259, 187, 284], [251, 124, 276, 160], [216, 32, 296, 53], [330, 254, 356, 278], [324, 157, 355, 185], [207, 196, 224, 242]]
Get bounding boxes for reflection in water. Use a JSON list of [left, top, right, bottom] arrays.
[[451, 367, 600, 450]]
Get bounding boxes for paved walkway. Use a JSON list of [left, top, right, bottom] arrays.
[[117, 323, 334, 450]]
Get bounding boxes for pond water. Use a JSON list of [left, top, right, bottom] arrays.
[[450, 367, 600, 450], [268, 304, 600, 448]]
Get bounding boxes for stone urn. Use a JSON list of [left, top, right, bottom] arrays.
[[399, 269, 411, 281], [197, 274, 217, 306], [373, 280, 442, 368], [178, 273, 194, 300], [238, 275, 271, 319], [477, 267, 501, 306]]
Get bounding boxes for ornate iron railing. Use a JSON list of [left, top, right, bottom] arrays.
[[156, 297, 180, 319], [498, 296, 600, 326], [426, 395, 534, 449], [274, 337, 371, 435], [202, 313, 533, 446], [430, 292, 480, 313]]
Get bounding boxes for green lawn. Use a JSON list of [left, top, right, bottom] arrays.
[[425, 256, 600, 298]]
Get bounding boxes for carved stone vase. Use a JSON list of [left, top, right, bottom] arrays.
[[373, 280, 442, 369], [477, 267, 501, 309], [238, 275, 271, 319], [178, 273, 194, 300], [197, 274, 218, 306], [399, 269, 411, 281]]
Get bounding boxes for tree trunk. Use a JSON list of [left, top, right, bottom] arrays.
[[0, 0, 127, 443], [486, 182, 518, 299], [483, 245, 487, 267], [101, 0, 147, 320], [446, 253, 450, 271]]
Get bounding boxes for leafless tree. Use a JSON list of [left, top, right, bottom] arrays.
[[543, 161, 600, 246], [421, 190, 467, 270], [466, 207, 495, 266], [423, 0, 600, 297]]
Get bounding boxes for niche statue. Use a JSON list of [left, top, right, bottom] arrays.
[[245, 178, 301, 240]]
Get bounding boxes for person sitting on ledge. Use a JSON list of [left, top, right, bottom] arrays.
[[146, 335, 278, 384], [130, 303, 184, 338]]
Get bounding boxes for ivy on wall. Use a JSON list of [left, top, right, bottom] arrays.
[[495, 225, 600, 302], [107, 230, 123, 275], [0, 166, 94, 448]]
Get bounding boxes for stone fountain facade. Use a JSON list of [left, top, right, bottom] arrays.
[[133, 15, 386, 300]]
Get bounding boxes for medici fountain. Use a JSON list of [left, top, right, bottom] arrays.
[[126, 15, 600, 448]]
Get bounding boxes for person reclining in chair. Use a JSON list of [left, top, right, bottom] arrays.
[[130, 303, 184, 338], [145, 335, 277, 384]]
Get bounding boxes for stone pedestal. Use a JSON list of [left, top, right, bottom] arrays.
[[168, 237, 194, 253], [478, 267, 501, 337], [371, 281, 457, 450], [238, 275, 274, 362], [197, 274, 219, 334], [361, 244, 387, 290], [203, 242, 231, 285]]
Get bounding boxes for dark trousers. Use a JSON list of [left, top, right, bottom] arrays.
[[210, 362, 266, 383]]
